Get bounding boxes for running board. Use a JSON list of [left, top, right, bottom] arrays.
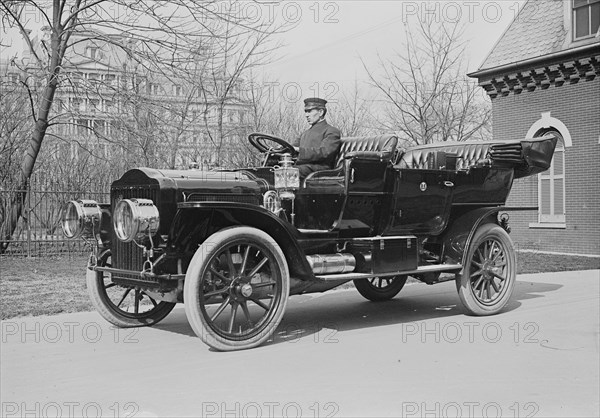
[[315, 263, 463, 281]]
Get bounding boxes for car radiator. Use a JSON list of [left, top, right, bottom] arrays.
[[110, 185, 159, 282]]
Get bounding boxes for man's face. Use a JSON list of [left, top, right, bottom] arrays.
[[305, 108, 323, 125]]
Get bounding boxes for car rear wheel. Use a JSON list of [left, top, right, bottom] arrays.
[[456, 224, 516, 315], [353, 276, 408, 301], [184, 227, 290, 351], [87, 251, 176, 327]]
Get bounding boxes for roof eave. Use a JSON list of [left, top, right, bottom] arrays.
[[468, 42, 600, 79]]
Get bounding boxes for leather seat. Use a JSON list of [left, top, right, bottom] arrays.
[[398, 141, 492, 170], [304, 134, 398, 189], [334, 134, 398, 167]]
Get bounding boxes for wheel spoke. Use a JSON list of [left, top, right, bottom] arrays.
[[490, 278, 500, 293], [240, 301, 251, 322], [470, 268, 484, 278], [226, 249, 236, 276], [134, 289, 140, 314], [476, 247, 485, 263], [488, 241, 497, 260], [491, 271, 506, 281], [471, 260, 483, 268], [116, 288, 132, 308], [210, 296, 231, 322], [239, 245, 251, 275], [250, 297, 270, 311], [253, 281, 276, 289], [491, 244, 503, 262], [105, 282, 117, 289], [204, 286, 231, 298], [473, 276, 485, 291], [247, 256, 268, 279], [227, 303, 238, 334], [209, 267, 231, 283], [477, 284, 485, 300], [484, 281, 491, 300]]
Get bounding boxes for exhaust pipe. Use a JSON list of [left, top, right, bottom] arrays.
[[306, 253, 356, 274]]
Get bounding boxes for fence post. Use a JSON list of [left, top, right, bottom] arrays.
[[26, 178, 32, 257]]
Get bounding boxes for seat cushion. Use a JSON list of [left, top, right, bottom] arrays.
[[334, 135, 398, 167], [398, 141, 493, 170], [304, 134, 398, 191]]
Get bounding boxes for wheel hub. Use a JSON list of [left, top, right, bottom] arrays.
[[231, 277, 253, 299], [240, 283, 253, 298]]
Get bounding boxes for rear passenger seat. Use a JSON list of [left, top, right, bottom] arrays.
[[397, 141, 493, 170]]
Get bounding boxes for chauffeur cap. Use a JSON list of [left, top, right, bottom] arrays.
[[303, 97, 327, 111]]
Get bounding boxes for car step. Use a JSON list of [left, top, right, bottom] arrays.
[[316, 263, 463, 281]]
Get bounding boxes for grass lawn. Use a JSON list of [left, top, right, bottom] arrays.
[[1, 252, 598, 320]]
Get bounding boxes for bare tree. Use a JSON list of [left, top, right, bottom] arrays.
[[0, 0, 281, 251], [363, 19, 491, 146], [244, 74, 305, 139], [327, 80, 378, 137], [194, 3, 282, 168]]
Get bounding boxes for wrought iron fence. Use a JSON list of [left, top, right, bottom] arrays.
[[0, 175, 110, 257]]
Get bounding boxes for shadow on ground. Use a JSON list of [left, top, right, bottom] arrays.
[[154, 278, 563, 347]]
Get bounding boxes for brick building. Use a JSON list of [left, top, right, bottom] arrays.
[[469, 0, 600, 256]]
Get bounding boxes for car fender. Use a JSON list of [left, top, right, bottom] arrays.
[[171, 202, 316, 285], [439, 207, 504, 265]]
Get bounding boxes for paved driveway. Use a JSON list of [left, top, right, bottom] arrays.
[[2, 270, 599, 417]]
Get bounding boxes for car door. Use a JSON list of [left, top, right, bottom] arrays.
[[386, 167, 454, 235]]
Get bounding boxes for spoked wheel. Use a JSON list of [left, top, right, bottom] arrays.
[[86, 251, 176, 327], [184, 227, 290, 351], [456, 224, 517, 315], [354, 276, 408, 301]]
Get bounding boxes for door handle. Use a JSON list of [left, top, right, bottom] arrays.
[[444, 181, 454, 188]]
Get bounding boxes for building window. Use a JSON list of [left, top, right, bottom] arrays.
[[104, 74, 116, 86], [173, 84, 182, 96], [148, 83, 160, 95], [536, 129, 566, 225], [86, 47, 99, 60], [77, 119, 91, 136], [573, 0, 600, 39]]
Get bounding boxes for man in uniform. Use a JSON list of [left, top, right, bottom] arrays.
[[293, 97, 342, 179]]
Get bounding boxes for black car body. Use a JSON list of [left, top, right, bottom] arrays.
[[63, 133, 557, 350]]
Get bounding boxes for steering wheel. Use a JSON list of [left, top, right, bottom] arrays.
[[248, 133, 297, 155]]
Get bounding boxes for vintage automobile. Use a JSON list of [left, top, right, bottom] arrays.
[[62, 132, 557, 350]]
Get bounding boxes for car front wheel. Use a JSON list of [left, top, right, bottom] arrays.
[[184, 227, 290, 351], [456, 224, 516, 315], [87, 251, 176, 327]]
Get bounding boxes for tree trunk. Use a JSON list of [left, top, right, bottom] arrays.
[[0, 66, 59, 253]]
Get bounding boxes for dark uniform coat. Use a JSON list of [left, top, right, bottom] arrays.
[[294, 119, 342, 178]]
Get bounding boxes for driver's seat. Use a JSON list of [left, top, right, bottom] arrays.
[[303, 134, 398, 191]]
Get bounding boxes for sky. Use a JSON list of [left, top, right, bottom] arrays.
[[259, 0, 527, 98], [1, 0, 527, 100]]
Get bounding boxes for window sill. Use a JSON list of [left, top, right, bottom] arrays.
[[528, 223, 566, 229]]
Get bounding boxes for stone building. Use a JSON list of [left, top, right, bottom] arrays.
[[0, 30, 252, 171]]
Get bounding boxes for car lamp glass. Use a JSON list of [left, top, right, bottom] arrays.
[[273, 154, 299, 190], [61, 200, 101, 239], [113, 198, 160, 243]]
